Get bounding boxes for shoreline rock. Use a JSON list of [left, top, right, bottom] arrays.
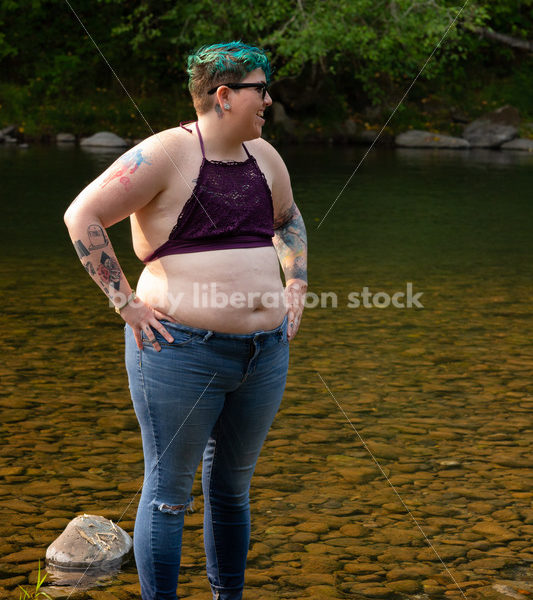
[[80, 131, 128, 148], [396, 129, 469, 149], [463, 105, 519, 148], [501, 138, 533, 152], [46, 514, 132, 571]]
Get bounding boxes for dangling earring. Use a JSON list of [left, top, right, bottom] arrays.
[[224, 103, 231, 110]]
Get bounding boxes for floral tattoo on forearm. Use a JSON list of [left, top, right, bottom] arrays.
[[73, 223, 124, 299]]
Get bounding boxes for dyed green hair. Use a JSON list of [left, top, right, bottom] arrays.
[[187, 41, 272, 114]]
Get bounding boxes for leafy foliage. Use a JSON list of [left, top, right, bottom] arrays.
[[18, 561, 52, 600], [0, 0, 532, 133]]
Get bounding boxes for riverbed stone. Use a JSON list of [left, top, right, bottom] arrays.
[[2, 547, 45, 562], [346, 583, 393, 597], [396, 129, 469, 149], [295, 520, 330, 534], [471, 521, 518, 542], [80, 132, 128, 148], [46, 514, 132, 569], [386, 564, 435, 580], [417, 545, 468, 561], [386, 578, 421, 593]]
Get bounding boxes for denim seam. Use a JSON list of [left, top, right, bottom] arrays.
[[137, 347, 159, 597], [241, 339, 259, 384], [207, 432, 221, 590]]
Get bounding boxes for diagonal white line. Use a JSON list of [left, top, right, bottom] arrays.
[[63, 0, 217, 228], [316, 371, 469, 600], [317, 0, 470, 229], [65, 371, 218, 598]]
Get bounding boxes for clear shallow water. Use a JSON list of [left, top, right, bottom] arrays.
[[0, 143, 532, 599]]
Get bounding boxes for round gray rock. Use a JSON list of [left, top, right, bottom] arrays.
[[463, 106, 520, 148], [80, 131, 128, 147], [501, 138, 533, 151], [396, 129, 469, 149], [56, 133, 76, 143], [46, 514, 132, 569]]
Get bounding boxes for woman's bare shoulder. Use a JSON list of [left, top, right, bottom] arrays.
[[136, 125, 196, 161], [247, 137, 286, 169]]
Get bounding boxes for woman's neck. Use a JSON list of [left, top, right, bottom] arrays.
[[196, 113, 249, 160]]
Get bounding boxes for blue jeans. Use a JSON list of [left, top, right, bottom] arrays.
[[124, 315, 289, 600]]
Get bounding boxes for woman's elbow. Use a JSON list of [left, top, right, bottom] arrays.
[[63, 203, 80, 230]]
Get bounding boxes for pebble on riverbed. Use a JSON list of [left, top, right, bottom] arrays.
[[45, 514, 132, 570]]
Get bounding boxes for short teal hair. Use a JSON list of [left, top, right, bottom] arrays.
[[187, 41, 272, 113]]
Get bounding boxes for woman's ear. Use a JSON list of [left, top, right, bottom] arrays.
[[216, 86, 231, 109]]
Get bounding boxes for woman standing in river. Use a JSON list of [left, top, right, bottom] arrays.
[[64, 41, 307, 600]]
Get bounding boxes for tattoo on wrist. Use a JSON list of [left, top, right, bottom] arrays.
[[98, 251, 121, 291]]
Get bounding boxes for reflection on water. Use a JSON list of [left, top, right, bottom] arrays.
[[0, 144, 532, 599]]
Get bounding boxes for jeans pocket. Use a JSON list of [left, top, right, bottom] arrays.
[[142, 328, 195, 348]]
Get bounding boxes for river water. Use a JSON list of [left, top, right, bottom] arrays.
[[0, 143, 532, 600]]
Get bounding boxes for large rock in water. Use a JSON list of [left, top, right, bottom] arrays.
[[501, 138, 533, 151], [80, 131, 128, 147], [395, 129, 469, 149], [463, 105, 519, 148], [46, 514, 132, 570]]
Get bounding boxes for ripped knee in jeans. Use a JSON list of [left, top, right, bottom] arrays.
[[154, 496, 194, 515]]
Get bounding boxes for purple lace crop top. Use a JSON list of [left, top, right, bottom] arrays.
[[143, 122, 274, 263]]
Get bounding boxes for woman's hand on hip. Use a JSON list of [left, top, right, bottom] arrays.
[[120, 298, 174, 352]]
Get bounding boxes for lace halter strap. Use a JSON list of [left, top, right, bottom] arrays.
[[193, 121, 251, 160], [195, 121, 206, 158]]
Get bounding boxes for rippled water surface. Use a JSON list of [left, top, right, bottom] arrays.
[[0, 143, 532, 599]]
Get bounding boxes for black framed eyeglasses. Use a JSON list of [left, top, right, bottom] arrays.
[[207, 82, 269, 100]]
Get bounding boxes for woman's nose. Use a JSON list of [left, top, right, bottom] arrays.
[[264, 92, 273, 107]]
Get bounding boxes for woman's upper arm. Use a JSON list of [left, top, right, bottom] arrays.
[[265, 142, 299, 227], [65, 137, 171, 228]]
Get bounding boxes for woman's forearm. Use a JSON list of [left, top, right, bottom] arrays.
[[64, 211, 132, 309], [273, 201, 308, 285]]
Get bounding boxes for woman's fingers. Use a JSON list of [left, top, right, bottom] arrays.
[[133, 329, 144, 351], [150, 318, 174, 344]]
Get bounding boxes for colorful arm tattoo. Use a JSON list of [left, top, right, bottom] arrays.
[[273, 201, 308, 283], [100, 147, 152, 190], [73, 223, 125, 300]]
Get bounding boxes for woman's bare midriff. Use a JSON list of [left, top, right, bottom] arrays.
[[135, 246, 287, 334]]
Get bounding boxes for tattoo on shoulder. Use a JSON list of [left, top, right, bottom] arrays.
[[274, 202, 299, 229], [87, 224, 108, 250], [100, 146, 152, 190]]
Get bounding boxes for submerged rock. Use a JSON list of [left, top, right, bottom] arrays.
[[80, 132, 128, 147], [46, 514, 132, 570]]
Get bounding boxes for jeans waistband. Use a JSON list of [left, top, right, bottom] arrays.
[[159, 314, 288, 342]]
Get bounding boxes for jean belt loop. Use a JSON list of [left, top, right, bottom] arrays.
[[202, 330, 214, 343]]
